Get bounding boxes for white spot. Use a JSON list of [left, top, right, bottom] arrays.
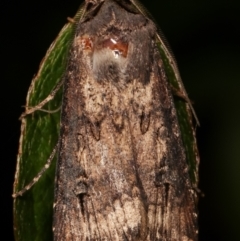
[[110, 38, 117, 44], [113, 50, 120, 59]]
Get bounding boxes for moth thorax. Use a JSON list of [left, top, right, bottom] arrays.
[[101, 38, 128, 58], [80, 35, 128, 58], [79, 35, 129, 81]]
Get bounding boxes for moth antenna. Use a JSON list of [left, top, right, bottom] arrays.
[[19, 80, 63, 120], [12, 141, 60, 198], [35, 106, 61, 114]]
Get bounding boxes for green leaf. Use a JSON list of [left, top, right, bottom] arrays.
[[157, 44, 199, 184], [13, 9, 84, 241]]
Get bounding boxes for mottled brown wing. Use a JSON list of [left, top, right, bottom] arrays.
[[53, 1, 198, 240]]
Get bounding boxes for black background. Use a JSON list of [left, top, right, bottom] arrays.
[[2, 0, 240, 240]]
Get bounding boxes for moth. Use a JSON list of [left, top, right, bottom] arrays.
[[13, 0, 199, 241]]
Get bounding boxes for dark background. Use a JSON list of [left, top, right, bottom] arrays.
[[2, 0, 240, 240]]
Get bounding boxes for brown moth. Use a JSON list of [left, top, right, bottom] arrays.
[[52, 0, 198, 240]]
